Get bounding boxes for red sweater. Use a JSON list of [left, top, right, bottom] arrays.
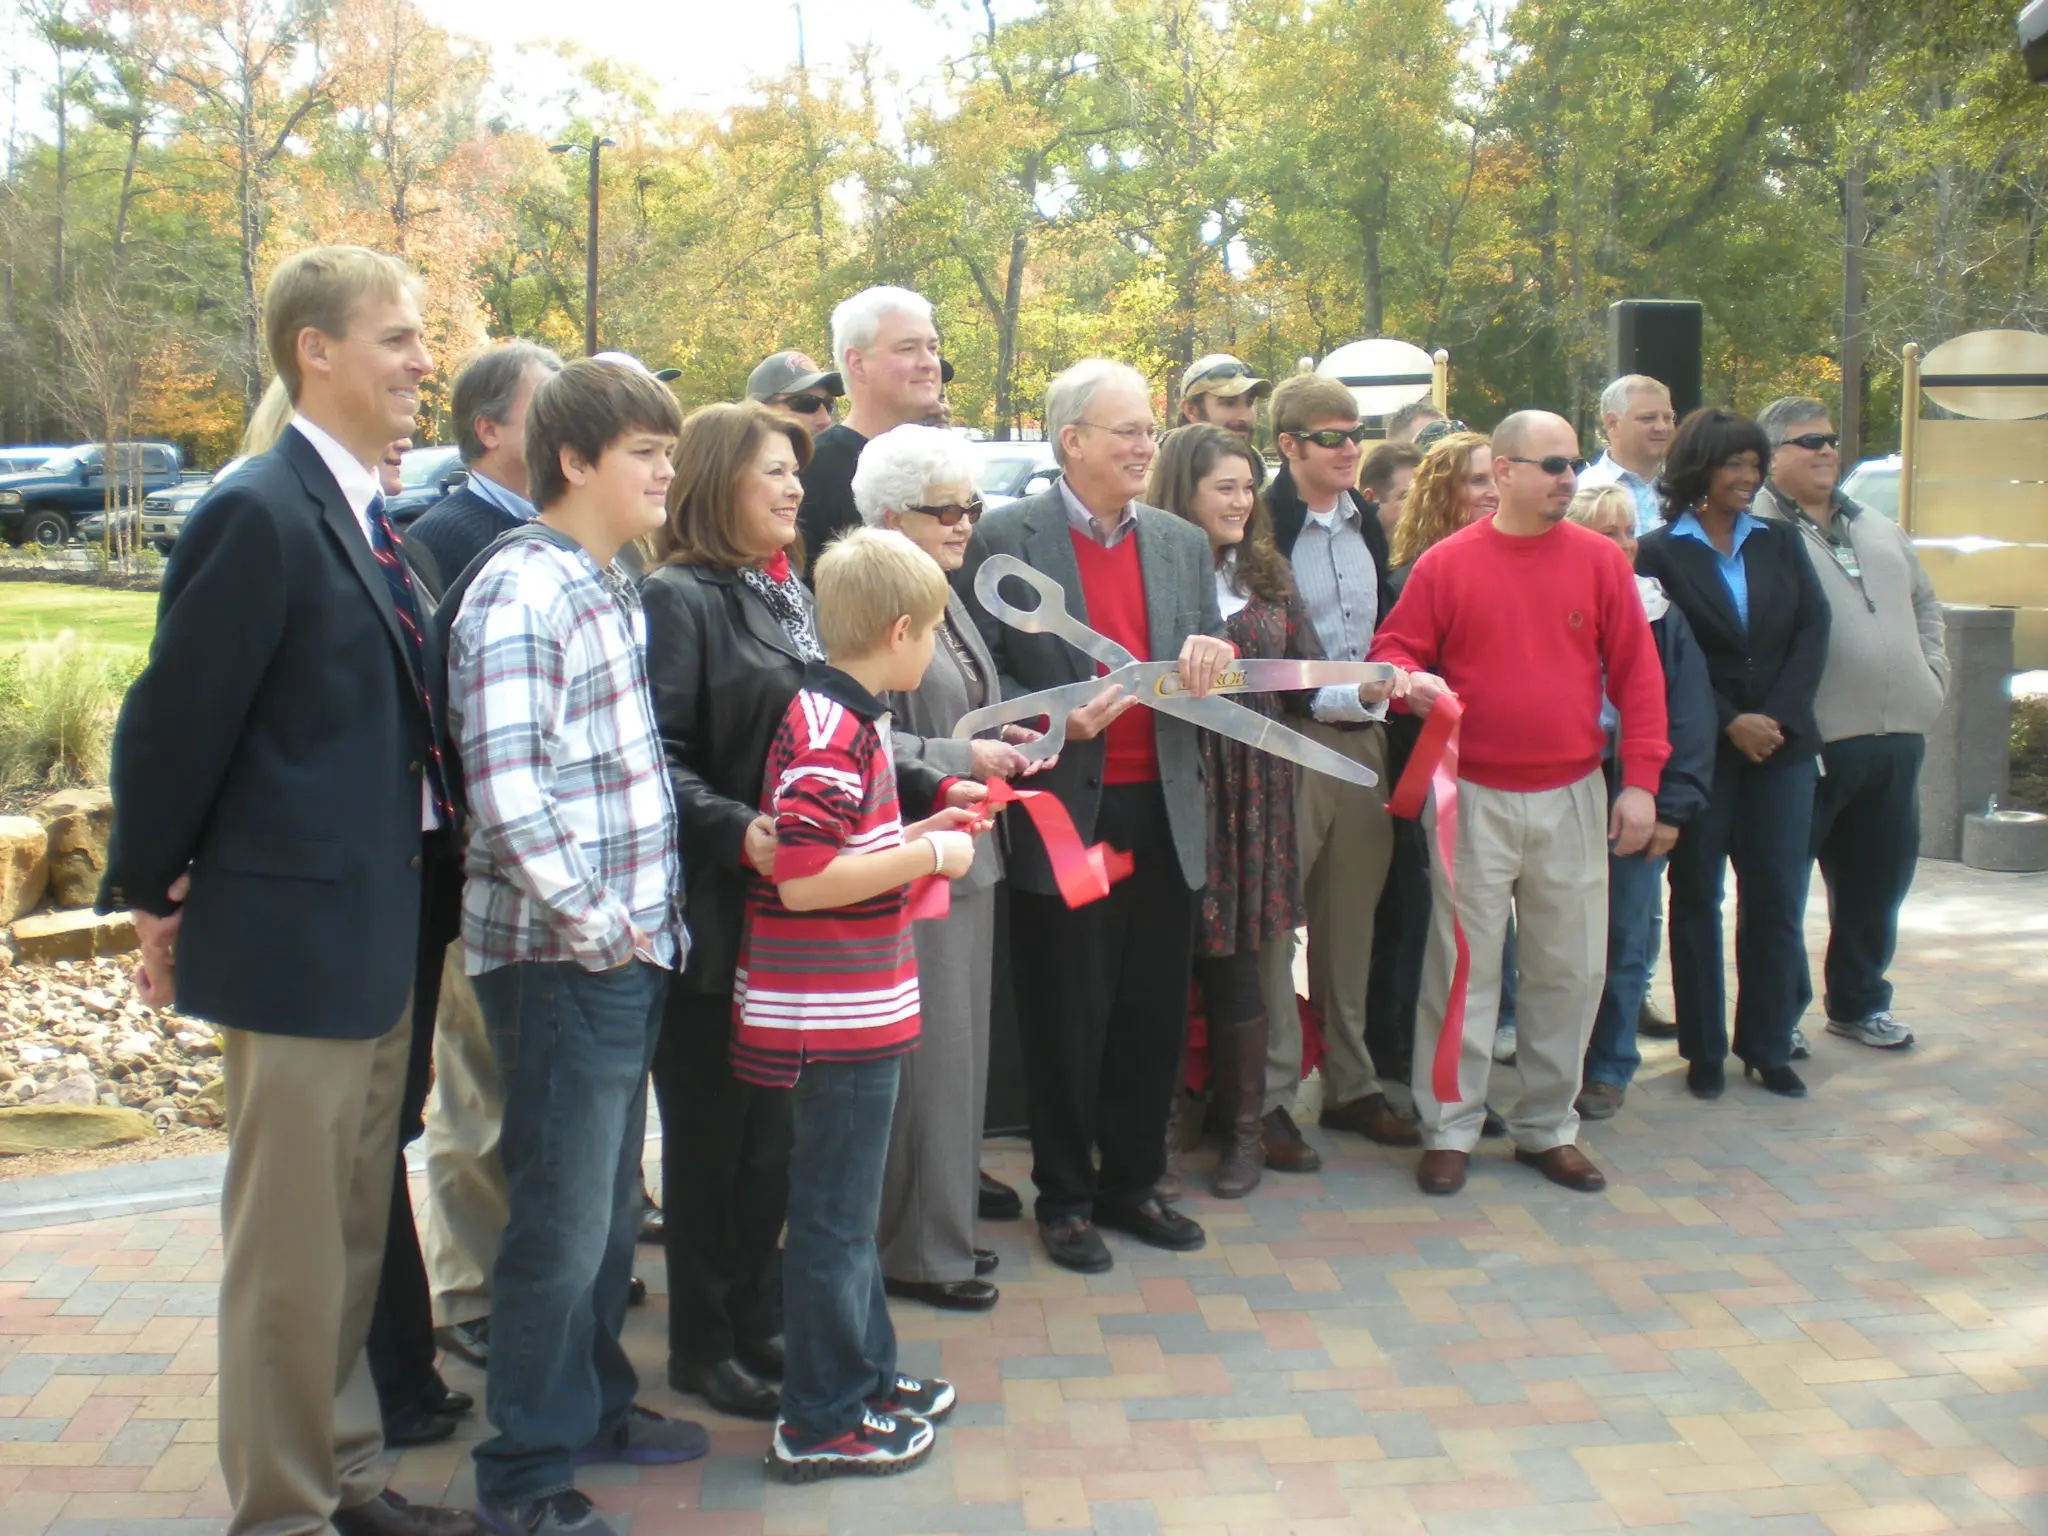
[[1070, 530, 1159, 785], [730, 665, 919, 1088], [1370, 518, 1670, 793]]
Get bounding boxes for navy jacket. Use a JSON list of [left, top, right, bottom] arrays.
[[403, 482, 517, 602], [1605, 587, 1714, 828], [98, 427, 442, 1040]]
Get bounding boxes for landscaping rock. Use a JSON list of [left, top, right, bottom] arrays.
[[9, 909, 138, 964], [36, 788, 113, 909], [0, 816, 49, 922], [0, 1102, 154, 1155]]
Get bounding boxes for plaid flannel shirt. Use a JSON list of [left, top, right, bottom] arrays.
[[448, 537, 686, 975]]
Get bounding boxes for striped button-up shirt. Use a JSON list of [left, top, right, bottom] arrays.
[[448, 536, 686, 975], [1579, 453, 1662, 536], [1292, 494, 1386, 724]]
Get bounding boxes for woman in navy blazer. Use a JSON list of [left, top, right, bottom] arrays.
[[1634, 409, 1829, 1100]]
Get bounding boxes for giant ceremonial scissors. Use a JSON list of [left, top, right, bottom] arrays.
[[952, 554, 1395, 788]]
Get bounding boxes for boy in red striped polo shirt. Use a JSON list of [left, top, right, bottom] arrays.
[[740, 528, 983, 1481]]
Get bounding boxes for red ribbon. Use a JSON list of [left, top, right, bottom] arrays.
[[982, 777, 1133, 907], [1387, 693, 1468, 1106]]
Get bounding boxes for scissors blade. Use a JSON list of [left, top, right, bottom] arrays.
[[1161, 694, 1381, 789], [1148, 660, 1398, 699]]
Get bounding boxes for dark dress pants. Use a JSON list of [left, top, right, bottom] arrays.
[[1364, 814, 1428, 1092], [1668, 745, 1818, 1074], [1010, 782, 1196, 1223], [652, 988, 791, 1370], [1798, 733, 1925, 1024]]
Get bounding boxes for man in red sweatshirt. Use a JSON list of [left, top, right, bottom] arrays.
[[1370, 410, 1668, 1198]]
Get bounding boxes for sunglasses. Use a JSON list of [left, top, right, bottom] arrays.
[[782, 394, 834, 415], [1190, 360, 1253, 386], [1502, 454, 1588, 476], [905, 497, 984, 526], [1289, 425, 1371, 449], [1783, 432, 1839, 451]]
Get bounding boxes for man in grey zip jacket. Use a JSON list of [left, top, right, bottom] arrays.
[[1755, 398, 1948, 1051]]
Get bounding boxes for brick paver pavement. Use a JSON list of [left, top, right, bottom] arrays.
[[1, 859, 2044, 1535]]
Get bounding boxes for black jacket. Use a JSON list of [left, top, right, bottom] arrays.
[[1635, 516, 1830, 767], [641, 561, 943, 996], [404, 482, 518, 603], [98, 427, 442, 1039], [1621, 595, 1716, 827], [1262, 461, 1397, 627]]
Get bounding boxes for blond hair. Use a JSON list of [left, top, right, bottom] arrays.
[[264, 245, 417, 401], [812, 527, 949, 659], [1392, 430, 1492, 567], [1269, 373, 1358, 437], [1566, 484, 1635, 533], [240, 377, 295, 458]]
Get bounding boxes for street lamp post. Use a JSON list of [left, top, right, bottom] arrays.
[[549, 136, 616, 356]]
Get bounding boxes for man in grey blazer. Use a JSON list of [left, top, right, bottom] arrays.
[[959, 359, 1233, 1274]]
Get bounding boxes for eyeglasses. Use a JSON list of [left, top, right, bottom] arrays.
[[904, 497, 984, 526], [1502, 455, 1588, 476], [1782, 432, 1840, 451], [1077, 421, 1157, 446], [780, 394, 834, 416], [1287, 425, 1371, 449]]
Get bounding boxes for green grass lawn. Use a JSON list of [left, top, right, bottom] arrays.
[[0, 584, 158, 653]]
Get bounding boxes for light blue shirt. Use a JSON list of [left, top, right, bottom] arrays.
[[1670, 509, 1761, 630], [1579, 453, 1662, 536], [467, 469, 538, 523]]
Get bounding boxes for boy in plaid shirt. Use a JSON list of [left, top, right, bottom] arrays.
[[447, 360, 704, 1536], [743, 528, 983, 1480]]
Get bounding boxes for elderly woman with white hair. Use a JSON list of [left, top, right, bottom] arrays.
[[852, 423, 1036, 1312]]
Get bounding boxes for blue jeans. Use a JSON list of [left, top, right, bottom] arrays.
[[782, 1055, 903, 1444], [470, 960, 665, 1505], [1584, 850, 1667, 1088]]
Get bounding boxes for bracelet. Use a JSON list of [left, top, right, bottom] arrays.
[[927, 835, 944, 874]]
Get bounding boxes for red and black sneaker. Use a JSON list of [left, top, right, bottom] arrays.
[[766, 1407, 935, 1482], [868, 1373, 956, 1423]]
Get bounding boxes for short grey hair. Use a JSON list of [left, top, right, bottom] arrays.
[[852, 424, 977, 524], [1045, 359, 1149, 466], [452, 341, 562, 464], [830, 286, 935, 370], [1756, 395, 1831, 447], [1599, 374, 1670, 421]]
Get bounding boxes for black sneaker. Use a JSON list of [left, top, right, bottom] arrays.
[[869, 1373, 956, 1422], [478, 1489, 617, 1536], [574, 1403, 708, 1466], [766, 1407, 935, 1481]]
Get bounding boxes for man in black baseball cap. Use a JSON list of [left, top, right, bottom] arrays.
[[746, 350, 843, 440]]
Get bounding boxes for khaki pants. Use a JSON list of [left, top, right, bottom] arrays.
[[1414, 773, 1607, 1154], [419, 953, 506, 1327], [219, 1009, 411, 1536], [1268, 721, 1393, 1114]]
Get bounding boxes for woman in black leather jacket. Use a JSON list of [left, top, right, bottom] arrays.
[[640, 401, 820, 1421]]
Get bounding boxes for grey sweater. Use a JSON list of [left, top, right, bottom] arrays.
[[1755, 483, 1947, 742]]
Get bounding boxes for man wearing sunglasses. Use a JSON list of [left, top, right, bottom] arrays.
[[1257, 373, 1414, 1166], [1753, 396, 1946, 1055], [1372, 409, 1668, 1200], [1176, 353, 1270, 443], [1580, 375, 1676, 538], [746, 350, 843, 442]]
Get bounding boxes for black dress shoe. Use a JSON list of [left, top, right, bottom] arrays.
[[1637, 999, 1679, 1039], [433, 1317, 489, 1368], [335, 1490, 480, 1536], [884, 1276, 1000, 1311], [1745, 1062, 1807, 1097], [416, 1375, 473, 1417], [1096, 1199, 1205, 1253], [669, 1358, 779, 1421], [978, 1171, 1024, 1221], [1039, 1216, 1112, 1273], [381, 1401, 459, 1448], [1686, 1060, 1725, 1099], [628, 1275, 647, 1307], [735, 1333, 784, 1381], [974, 1248, 999, 1277]]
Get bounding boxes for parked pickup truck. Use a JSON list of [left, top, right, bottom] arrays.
[[0, 442, 185, 547]]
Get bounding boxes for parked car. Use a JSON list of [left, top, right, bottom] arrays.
[[139, 456, 252, 554], [0, 446, 69, 476], [1841, 454, 1900, 520], [972, 439, 1060, 508], [385, 444, 466, 527], [0, 441, 184, 547]]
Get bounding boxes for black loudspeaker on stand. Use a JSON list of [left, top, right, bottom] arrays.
[[1608, 300, 1703, 419]]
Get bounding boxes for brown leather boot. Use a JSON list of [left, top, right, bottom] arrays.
[[1209, 1013, 1266, 1199]]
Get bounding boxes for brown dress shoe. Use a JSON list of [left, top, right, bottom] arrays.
[[1321, 1092, 1422, 1147], [1514, 1144, 1607, 1192], [1260, 1107, 1322, 1173], [334, 1491, 481, 1536], [1415, 1149, 1468, 1196]]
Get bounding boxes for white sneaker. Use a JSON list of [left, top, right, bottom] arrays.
[[1826, 1011, 1914, 1049], [1789, 1027, 1812, 1061], [1492, 1024, 1518, 1064]]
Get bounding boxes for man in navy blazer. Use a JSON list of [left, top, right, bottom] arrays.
[[99, 246, 476, 1536]]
